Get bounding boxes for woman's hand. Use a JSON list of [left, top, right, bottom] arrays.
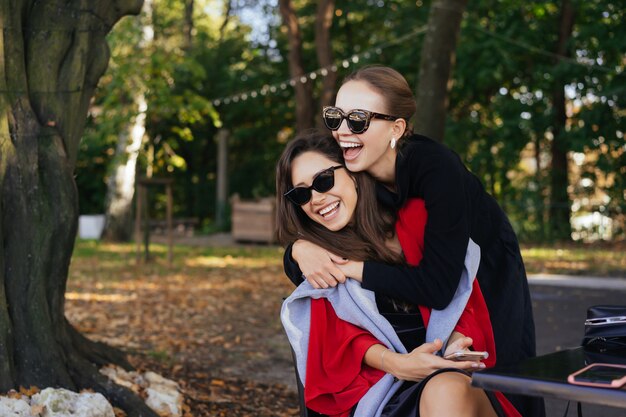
[[386, 339, 484, 382], [292, 240, 347, 288], [334, 260, 365, 282], [443, 331, 474, 358]]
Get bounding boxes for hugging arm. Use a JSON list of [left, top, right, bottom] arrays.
[[283, 243, 304, 286], [283, 240, 348, 288], [361, 149, 472, 310]]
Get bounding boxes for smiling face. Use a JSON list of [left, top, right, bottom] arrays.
[[332, 80, 405, 183], [290, 151, 358, 232]]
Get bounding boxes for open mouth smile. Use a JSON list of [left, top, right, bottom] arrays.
[[318, 201, 340, 218], [339, 141, 363, 161]]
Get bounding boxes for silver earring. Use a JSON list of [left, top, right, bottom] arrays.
[[390, 137, 397, 149]]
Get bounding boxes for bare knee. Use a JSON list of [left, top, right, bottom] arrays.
[[420, 372, 491, 417]]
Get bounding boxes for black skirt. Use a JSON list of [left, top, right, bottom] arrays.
[[373, 297, 505, 417]]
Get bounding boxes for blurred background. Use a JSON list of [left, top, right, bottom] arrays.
[[76, 0, 625, 245]]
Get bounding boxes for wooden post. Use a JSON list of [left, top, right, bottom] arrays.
[[135, 182, 143, 264], [216, 128, 229, 229], [166, 182, 173, 266], [135, 177, 175, 265], [142, 185, 150, 262]]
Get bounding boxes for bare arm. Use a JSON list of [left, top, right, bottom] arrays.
[[363, 339, 484, 382]]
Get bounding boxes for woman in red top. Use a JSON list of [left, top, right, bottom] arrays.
[[285, 66, 543, 417], [276, 130, 517, 417]]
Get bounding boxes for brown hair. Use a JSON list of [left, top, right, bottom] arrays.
[[343, 65, 416, 138], [275, 129, 402, 265]]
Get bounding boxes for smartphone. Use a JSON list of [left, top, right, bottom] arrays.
[[567, 363, 626, 388], [444, 350, 489, 361]]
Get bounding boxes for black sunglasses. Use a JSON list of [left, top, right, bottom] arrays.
[[285, 166, 344, 205], [322, 106, 400, 134]]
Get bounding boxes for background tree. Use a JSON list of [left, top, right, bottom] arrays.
[[101, 0, 154, 241], [279, 0, 315, 132], [315, 0, 337, 110], [0, 1, 160, 415], [414, 0, 468, 141], [548, 0, 576, 241], [75, 0, 624, 243]]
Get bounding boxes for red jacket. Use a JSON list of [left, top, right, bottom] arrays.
[[305, 199, 519, 417]]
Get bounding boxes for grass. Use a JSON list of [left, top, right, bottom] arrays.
[[70, 239, 284, 283], [521, 242, 626, 277], [72, 238, 626, 278]]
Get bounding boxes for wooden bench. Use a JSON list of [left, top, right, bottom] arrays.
[[231, 195, 276, 243]]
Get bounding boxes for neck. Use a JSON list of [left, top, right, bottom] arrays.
[[370, 149, 397, 187]]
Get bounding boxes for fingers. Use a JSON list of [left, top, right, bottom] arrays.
[[328, 252, 349, 265], [415, 338, 444, 354], [456, 336, 473, 350], [446, 337, 473, 354], [449, 360, 486, 371], [305, 270, 345, 288]]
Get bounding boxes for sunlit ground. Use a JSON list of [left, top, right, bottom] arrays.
[[520, 243, 626, 277], [71, 239, 626, 279]]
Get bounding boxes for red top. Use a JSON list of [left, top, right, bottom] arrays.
[[304, 199, 519, 417]]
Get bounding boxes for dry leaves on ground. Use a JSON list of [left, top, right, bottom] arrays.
[[65, 243, 300, 417]]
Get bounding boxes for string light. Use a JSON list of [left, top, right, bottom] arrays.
[[211, 26, 428, 107]]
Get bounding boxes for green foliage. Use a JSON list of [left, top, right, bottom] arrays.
[[76, 0, 625, 241]]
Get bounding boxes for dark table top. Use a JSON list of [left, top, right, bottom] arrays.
[[471, 347, 626, 409]]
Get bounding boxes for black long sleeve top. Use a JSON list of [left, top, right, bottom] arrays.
[[360, 134, 505, 309], [284, 134, 504, 310]]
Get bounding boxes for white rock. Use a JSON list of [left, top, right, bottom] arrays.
[[74, 392, 116, 417], [99, 365, 142, 392], [100, 366, 182, 417], [145, 387, 182, 417], [0, 397, 32, 417], [144, 372, 179, 390], [30, 388, 114, 417]]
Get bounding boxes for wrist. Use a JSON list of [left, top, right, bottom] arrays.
[[385, 351, 402, 378]]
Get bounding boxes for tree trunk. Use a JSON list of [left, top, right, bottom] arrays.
[[414, 0, 468, 142], [0, 1, 158, 415], [534, 136, 546, 240], [103, 0, 154, 242], [102, 95, 147, 242], [183, 0, 194, 50], [549, 0, 575, 241], [315, 0, 337, 111], [279, 0, 314, 132], [215, 129, 229, 230]]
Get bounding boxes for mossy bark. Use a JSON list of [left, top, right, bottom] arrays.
[[0, 1, 159, 415]]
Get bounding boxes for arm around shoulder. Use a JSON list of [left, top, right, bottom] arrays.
[[283, 243, 304, 286]]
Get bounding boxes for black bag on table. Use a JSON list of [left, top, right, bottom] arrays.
[[582, 305, 626, 353]]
